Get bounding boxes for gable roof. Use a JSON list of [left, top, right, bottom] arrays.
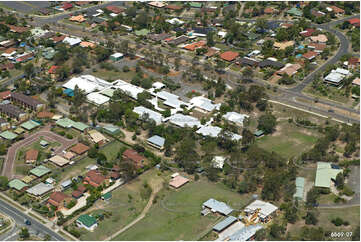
[[30, 165, 51, 177], [8, 179, 28, 191], [77, 214, 97, 228], [147, 135, 165, 147], [315, 162, 342, 188], [123, 149, 145, 167], [48, 191, 69, 206], [203, 198, 233, 215]]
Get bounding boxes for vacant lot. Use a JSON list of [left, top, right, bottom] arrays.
[[79, 169, 164, 241], [257, 121, 320, 159], [114, 178, 252, 241]]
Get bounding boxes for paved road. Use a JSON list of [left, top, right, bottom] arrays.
[[2, 126, 77, 178], [0, 198, 65, 241]]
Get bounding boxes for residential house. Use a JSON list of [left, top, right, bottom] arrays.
[[0, 91, 11, 100], [8, 179, 29, 192], [220, 51, 239, 62], [84, 170, 106, 187], [105, 6, 123, 14], [76, 214, 98, 231], [315, 162, 342, 188], [48, 191, 72, 209], [348, 18, 360, 27], [310, 34, 328, 43], [327, 5, 345, 15], [274, 41, 295, 50], [300, 28, 316, 37], [122, 149, 145, 168], [25, 149, 38, 163], [307, 43, 326, 53], [237, 57, 259, 67], [348, 57, 360, 70], [49, 155, 70, 167], [169, 174, 189, 189], [213, 216, 238, 233], [26, 182, 54, 197], [29, 165, 51, 178], [88, 129, 107, 145], [167, 35, 189, 45], [69, 15, 86, 23], [183, 40, 206, 51], [70, 143, 90, 155], [0, 118, 10, 131], [302, 51, 318, 60]]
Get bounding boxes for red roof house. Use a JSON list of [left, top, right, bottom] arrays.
[[219, 51, 239, 62], [48, 191, 72, 208], [348, 18, 360, 27], [303, 51, 318, 60], [0, 90, 11, 100], [62, 2, 73, 10], [300, 28, 316, 37], [106, 6, 123, 14], [48, 65, 59, 74], [84, 170, 106, 187], [122, 149, 145, 168]]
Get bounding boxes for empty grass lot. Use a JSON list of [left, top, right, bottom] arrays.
[[256, 121, 320, 159], [79, 169, 163, 241], [114, 178, 253, 241], [92, 69, 138, 82]]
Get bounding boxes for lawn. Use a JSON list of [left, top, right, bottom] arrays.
[[113, 178, 253, 241], [57, 141, 125, 182], [318, 206, 360, 232], [92, 69, 137, 82], [256, 121, 320, 159], [14, 138, 61, 176], [79, 169, 163, 241]]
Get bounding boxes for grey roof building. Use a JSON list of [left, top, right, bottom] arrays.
[[26, 182, 54, 196], [147, 135, 165, 150], [213, 216, 237, 232], [203, 198, 233, 216], [228, 224, 263, 241]]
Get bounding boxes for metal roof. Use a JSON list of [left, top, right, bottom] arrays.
[[8, 179, 28, 190], [244, 200, 278, 219], [30, 165, 51, 177], [133, 106, 163, 125], [203, 198, 233, 215], [26, 182, 53, 196], [0, 130, 18, 140], [222, 112, 249, 126], [228, 224, 263, 241], [20, 120, 40, 130], [213, 216, 237, 232], [294, 177, 305, 200], [315, 162, 342, 188], [147, 135, 165, 147]]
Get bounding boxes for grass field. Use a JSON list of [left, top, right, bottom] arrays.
[[92, 69, 138, 82], [79, 169, 163, 241], [256, 121, 320, 159], [113, 178, 252, 241]]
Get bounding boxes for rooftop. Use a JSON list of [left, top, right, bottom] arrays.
[[203, 198, 233, 215], [30, 165, 51, 177], [26, 182, 54, 196]]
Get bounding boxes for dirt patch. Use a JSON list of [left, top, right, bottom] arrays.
[[167, 71, 180, 76]]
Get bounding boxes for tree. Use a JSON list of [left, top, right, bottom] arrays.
[[19, 227, 30, 240], [335, 172, 344, 190], [241, 129, 255, 147], [206, 31, 215, 47], [0, 176, 8, 190], [43, 234, 51, 241], [257, 113, 277, 134], [24, 63, 34, 79], [304, 211, 318, 225]]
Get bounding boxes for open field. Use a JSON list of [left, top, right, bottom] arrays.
[[91, 69, 138, 82], [114, 178, 253, 241], [256, 121, 320, 159], [78, 169, 163, 241]]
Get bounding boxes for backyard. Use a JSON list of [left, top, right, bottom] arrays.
[[113, 177, 253, 241], [77, 168, 163, 241]]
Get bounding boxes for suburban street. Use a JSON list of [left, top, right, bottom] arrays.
[[0, 198, 65, 241], [25, 8, 359, 124]]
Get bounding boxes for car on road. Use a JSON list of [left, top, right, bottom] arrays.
[[24, 219, 31, 225], [328, 109, 335, 113]]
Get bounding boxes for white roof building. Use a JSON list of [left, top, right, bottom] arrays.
[[110, 52, 124, 59], [166, 113, 201, 128], [223, 112, 249, 126], [166, 18, 184, 25], [244, 200, 278, 219], [152, 81, 165, 90], [218, 31, 227, 38], [335, 68, 350, 76], [113, 79, 144, 99], [86, 92, 110, 106], [63, 75, 111, 94], [212, 156, 226, 169], [133, 106, 164, 125], [189, 96, 221, 112], [196, 125, 222, 137], [63, 37, 82, 46]]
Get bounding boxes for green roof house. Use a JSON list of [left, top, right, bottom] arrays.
[[287, 7, 303, 17], [102, 125, 120, 135], [315, 162, 342, 188], [0, 131, 18, 140], [135, 29, 150, 36], [20, 120, 40, 130], [76, 214, 98, 231], [293, 177, 305, 200], [56, 118, 89, 132], [40, 140, 49, 147], [30, 165, 51, 178], [8, 179, 29, 191]]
